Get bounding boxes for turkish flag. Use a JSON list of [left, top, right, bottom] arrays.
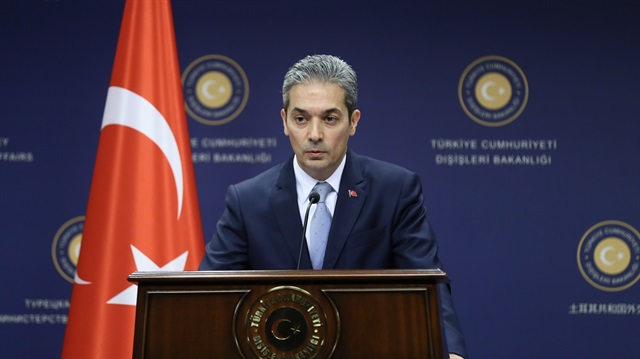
[[61, 0, 204, 357]]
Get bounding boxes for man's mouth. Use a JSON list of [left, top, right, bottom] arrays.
[[305, 150, 326, 158]]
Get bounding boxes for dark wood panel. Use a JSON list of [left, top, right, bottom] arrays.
[[141, 290, 248, 358], [323, 288, 439, 359]]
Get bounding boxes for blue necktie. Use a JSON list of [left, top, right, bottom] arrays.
[[309, 182, 332, 269]]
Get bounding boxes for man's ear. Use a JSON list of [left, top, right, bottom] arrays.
[[349, 109, 361, 136], [281, 108, 289, 136]]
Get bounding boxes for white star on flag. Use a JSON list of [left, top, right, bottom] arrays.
[[107, 244, 189, 306]]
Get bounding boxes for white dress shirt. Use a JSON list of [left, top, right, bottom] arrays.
[[293, 154, 346, 241]]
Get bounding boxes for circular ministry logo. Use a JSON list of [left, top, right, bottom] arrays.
[[458, 55, 529, 127], [242, 286, 329, 358], [52, 216, 84, 283], [182, 54, 249, 125], [577, 220, 640, 292]]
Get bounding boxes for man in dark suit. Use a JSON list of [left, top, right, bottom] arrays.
[[200, 54, 467, 358]]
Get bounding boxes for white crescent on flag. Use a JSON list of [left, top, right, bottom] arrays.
[[101, 86, 184, 219]]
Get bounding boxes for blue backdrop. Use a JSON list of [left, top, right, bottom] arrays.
[[1, 1, 639, 358]]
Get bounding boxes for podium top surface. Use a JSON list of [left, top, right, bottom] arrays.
[[128, 269, 447, 284]]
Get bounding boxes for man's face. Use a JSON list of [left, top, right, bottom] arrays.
[[281, 82, 360, 181]]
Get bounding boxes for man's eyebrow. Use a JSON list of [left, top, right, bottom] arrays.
[[291, 107, 343, 115]]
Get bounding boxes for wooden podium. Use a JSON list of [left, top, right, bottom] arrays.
[[128, 269, 447, 359]]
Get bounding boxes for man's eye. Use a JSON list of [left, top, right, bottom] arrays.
[[294, 116, 306, 123], [325, 116, 337, 124]]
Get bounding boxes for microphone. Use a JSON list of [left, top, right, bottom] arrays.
[[297, 191, 320, 269]]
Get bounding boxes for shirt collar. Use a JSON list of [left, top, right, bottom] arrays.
[[293, 152, 346, 203]]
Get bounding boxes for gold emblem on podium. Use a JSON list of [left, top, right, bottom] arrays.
[[238, 286, 332, 358]]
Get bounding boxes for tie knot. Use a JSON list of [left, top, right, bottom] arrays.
[[313, 182, 332, 203]]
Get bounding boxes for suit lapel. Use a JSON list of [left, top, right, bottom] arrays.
[[270, 158, 312, 268], [323, 150, 366, 269]]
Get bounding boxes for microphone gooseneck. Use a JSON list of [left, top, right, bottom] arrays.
[[297, 191, 320, 269]]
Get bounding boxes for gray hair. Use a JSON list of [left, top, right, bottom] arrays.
[[282, 54, 358, 118]]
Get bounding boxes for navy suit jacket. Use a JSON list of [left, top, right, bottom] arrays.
[[200, 149, 467, 357]]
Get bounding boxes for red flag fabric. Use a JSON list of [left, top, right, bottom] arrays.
[[62, 0, 204, 357]]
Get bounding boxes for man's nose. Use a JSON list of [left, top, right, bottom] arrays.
[[308, 119, 323, 141]]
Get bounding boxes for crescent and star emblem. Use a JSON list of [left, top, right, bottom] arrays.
[[599, 245, 624, 266], [480, 80, 498, 101], [271, 318, 302, 341]]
